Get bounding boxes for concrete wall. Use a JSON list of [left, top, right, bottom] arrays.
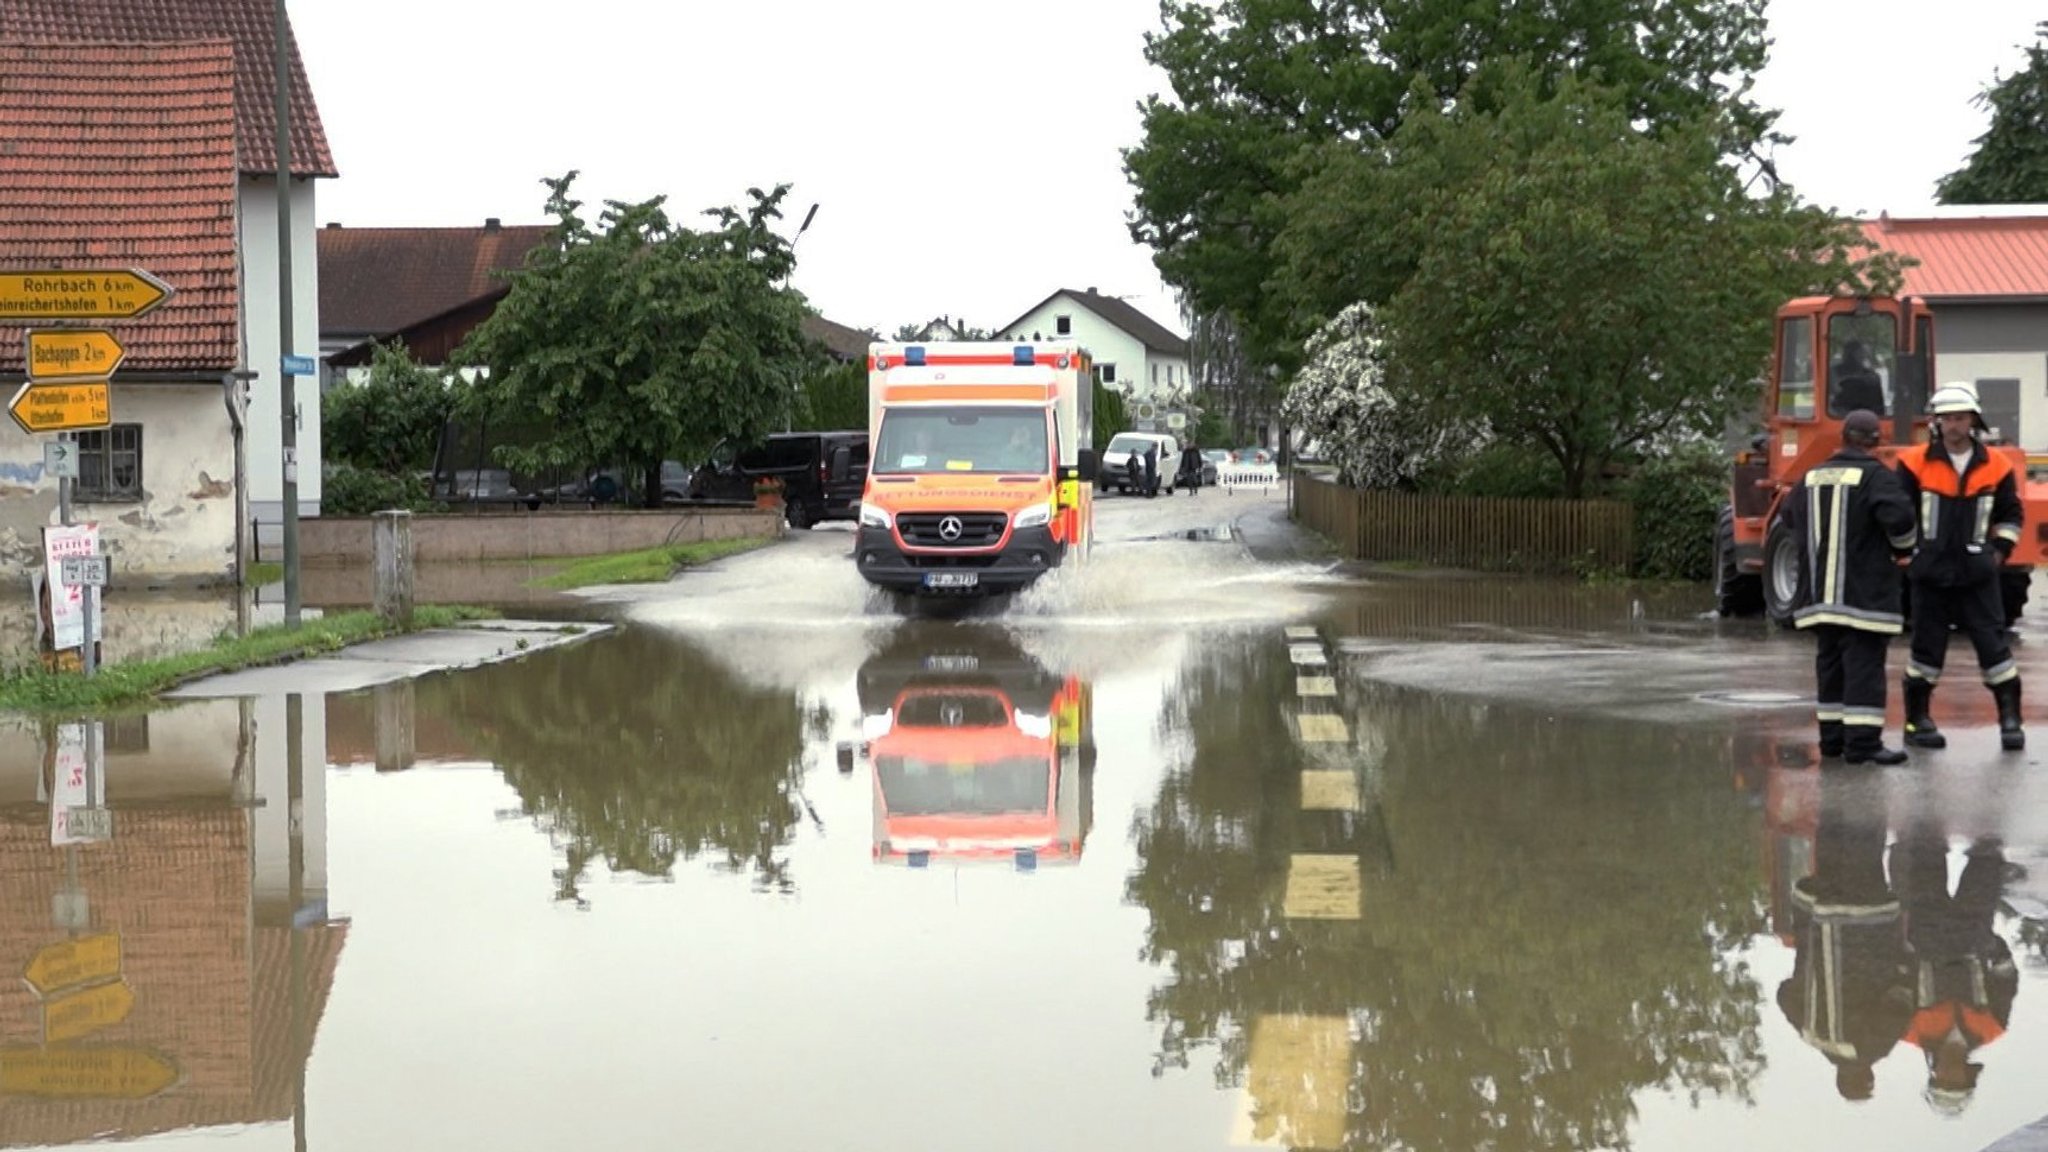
[[0, 383, 237, 584], [297, 507, 782, 565], [1935, 301, 2048, 448]]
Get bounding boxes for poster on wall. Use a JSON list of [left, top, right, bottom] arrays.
[[41, 522, 103, 654]]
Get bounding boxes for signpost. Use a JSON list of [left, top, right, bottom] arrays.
[[43, 438, 78, 478], [0, 1046, 177, 1099], [43, 981, 135, 1044], [23, 933, 121, 996], [0, 269, 171, 321], [8, 380, 111, 435], [61, 556, 109, 588], [26, 328, 126, 382]]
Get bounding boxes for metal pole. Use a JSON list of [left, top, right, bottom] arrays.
[[286, 691, 307, 1152], [80, 572, 95, 678], [275, 0, 301, 627], [57, 433, 71, 526]]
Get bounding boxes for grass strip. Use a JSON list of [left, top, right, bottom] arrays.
[[533, 535, 776, 590], [0, 605, 497, 715], [247, 561, 284, 585]]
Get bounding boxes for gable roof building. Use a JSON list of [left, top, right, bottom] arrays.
[[994, 287, 1188, 358], [992, 287, 1191, 402], [0, 39, 241, 374], [1, 0, 335, 177], [1857, 210, 2048, 448], [319, 221, 555, 366]]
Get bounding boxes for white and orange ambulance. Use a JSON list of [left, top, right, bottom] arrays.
[[855, 342, 1096, 599]]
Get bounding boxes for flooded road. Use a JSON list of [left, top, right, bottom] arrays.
[[3, 492, 2046, 1150]]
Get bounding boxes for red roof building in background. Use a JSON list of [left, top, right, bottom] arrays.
[[1858, 211, 2048, 302], [0, 39, 241, 374], [318, 221, 556, 368], [0, 0, 335, 177]]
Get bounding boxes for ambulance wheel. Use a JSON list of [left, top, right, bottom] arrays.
[[1763, 520, 1800, 629]]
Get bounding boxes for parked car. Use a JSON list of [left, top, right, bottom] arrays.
[[1100, 432, 1180, 495], [533, 460, 693, 507], [1200, 448, 1228, 486], [688, 430, 868, 529]]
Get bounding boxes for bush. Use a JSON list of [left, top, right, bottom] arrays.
[[324, 464, 433, 516], [1093, 382, 1129, 453], [1623, 442, 1724, 581], [1421, 440, 1564, 500]]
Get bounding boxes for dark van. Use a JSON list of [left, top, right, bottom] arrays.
[[688, 430, 869, 529]]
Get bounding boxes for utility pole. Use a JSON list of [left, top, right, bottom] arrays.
[[274, 0, 301, 627]]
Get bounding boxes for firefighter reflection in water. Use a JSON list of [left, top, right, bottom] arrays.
[[1891, 806, 2020, 1115], [1777, 769, 1911, 1101]]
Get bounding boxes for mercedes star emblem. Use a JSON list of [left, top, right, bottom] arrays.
[[938, 516, 964, 541]]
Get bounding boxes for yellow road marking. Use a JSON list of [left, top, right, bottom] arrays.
[[1283, 854, 1361, 920], [1295, 713, 1349, 743], [1300, 770, 1359, 811], [1231, 1013, 1352, 1149], [1284, 626, 1318, 640], [1296, 676, 1336, 697], [1288, 645, 1327, 666]]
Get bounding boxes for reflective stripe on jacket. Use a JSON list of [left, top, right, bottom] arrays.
[[1780, 447, 1917, 634], [1896, 442, 2023, 588]]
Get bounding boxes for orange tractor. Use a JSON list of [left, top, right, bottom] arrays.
[[1714, 294, 2046, 624]]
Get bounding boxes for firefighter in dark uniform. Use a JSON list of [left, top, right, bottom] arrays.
[[1890, 803, 2019, 1115], [1896, 383, 2027, 752], [1779, 408, 1919, 763], [1776, 766, 1911, 1101]]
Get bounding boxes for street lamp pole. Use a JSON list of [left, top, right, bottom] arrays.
[[273, 0, 301, 627]]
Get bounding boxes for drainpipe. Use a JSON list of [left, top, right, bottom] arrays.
[[225, 370, 256, 637]]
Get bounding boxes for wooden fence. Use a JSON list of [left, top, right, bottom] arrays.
[[1292, 472, 1635, 575]]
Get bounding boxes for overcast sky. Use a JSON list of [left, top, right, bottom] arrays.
[[294, 1, 2040, 343]]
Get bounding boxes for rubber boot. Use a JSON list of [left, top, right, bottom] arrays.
[[1994, 678, 2026, 752], [1844, 739, 1908, 766], [1818, 719, 1844, 759], [1903, 679, 1946, 749]]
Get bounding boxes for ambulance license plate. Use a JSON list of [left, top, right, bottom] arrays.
[[924, 572, 979, 589]]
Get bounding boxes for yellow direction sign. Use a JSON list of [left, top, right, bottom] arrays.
[[26, 328, 126, 383], [8, 380, 111, 436], [0, 269, 171, 321], [43, 980, 135, 1044], [22, 932, 121, 996], [0, 1046, 177, 1099]]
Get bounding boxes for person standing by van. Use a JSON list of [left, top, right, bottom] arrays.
[[1177, 439, 1204, 495]]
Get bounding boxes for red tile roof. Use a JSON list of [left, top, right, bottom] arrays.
[[318, 222, 556, 337], [0, 40, 241, 373], [1858, 213, 2048, 301], [0, 0, 335, 178]]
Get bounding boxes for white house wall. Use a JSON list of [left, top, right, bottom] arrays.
[[998, 297, 1188, 402], [239, 178, 323, 519], [0, 384, 235, 585]]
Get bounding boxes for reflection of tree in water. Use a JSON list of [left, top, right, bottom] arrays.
[[1131, 638, 1769, 1150], [422, 626, 814, 902]]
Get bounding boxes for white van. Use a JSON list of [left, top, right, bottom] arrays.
[[1100, 431, 1180, 495]]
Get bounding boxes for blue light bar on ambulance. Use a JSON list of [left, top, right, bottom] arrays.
[[1012, 345, 1034, 366], [904, 346, 927, 367]]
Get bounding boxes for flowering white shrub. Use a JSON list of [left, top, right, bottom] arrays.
[[1281, 303, 1473, 489]]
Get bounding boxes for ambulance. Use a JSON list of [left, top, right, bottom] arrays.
[[855, 342, 1096, 599]]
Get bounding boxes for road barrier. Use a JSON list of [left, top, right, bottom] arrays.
[[1218, 463, 1280, 493]]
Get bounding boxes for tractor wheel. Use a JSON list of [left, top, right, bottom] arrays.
[[1763, 519, 1802, 629], [1714, 505, 1762, 617]]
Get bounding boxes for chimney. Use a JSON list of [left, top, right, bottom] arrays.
[[1086, 286, 1097, 294], [484, 217, 501, 230], [324, 222, 340, 229]]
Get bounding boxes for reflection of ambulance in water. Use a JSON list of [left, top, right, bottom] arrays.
[[858, 628, 1094, 869]]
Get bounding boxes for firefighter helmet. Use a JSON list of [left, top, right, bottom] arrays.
[[1928, 382, 1982, 416]]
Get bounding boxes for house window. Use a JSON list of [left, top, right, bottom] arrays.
[[105, 713, 150, 753], [77, 424, 143, 502], [1056, 315, 1072, 336], [1977, 378, 2021, 444], [1151, 363, 1160, 385], [1094, 363, 1117, 385]]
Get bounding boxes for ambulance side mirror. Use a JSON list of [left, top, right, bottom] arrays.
[[1076, 449, 1098, 482]]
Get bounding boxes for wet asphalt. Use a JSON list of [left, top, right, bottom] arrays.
[[1, 487, 2045, 1151]]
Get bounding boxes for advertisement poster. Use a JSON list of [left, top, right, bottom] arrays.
[[40, 522, 102, 654], [50, 721, 106, 846]]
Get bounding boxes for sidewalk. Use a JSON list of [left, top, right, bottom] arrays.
[[165, 619, 611, 698]]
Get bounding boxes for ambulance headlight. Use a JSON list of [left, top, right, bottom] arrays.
[[1013, 503, 1052, 529], [859, 504, 892, 529]]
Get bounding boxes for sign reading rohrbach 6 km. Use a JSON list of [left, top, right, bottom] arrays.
[[0, 269, 170, 321]]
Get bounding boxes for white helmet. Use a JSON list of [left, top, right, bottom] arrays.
[[1928, 382, 1982, 416]]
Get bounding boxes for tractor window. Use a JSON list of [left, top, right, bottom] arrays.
[[1777, 317, 1815, 418], [1826, 314, 1897, 418]]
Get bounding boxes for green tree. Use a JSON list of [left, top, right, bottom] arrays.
[[1092, 380, 1129, 453], [1937, 22, 2048, 204], [322, 340, 461, 473], [1124, 0, 1775, 375], [1371, 76, 1897, 497], [458, 173, 814, 508], [794, 359, 868, 432]]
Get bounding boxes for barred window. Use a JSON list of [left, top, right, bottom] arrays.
[[76, 424, 143, 502]]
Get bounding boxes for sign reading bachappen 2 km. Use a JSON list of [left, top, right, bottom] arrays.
[[0, 269, 171, 321]]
